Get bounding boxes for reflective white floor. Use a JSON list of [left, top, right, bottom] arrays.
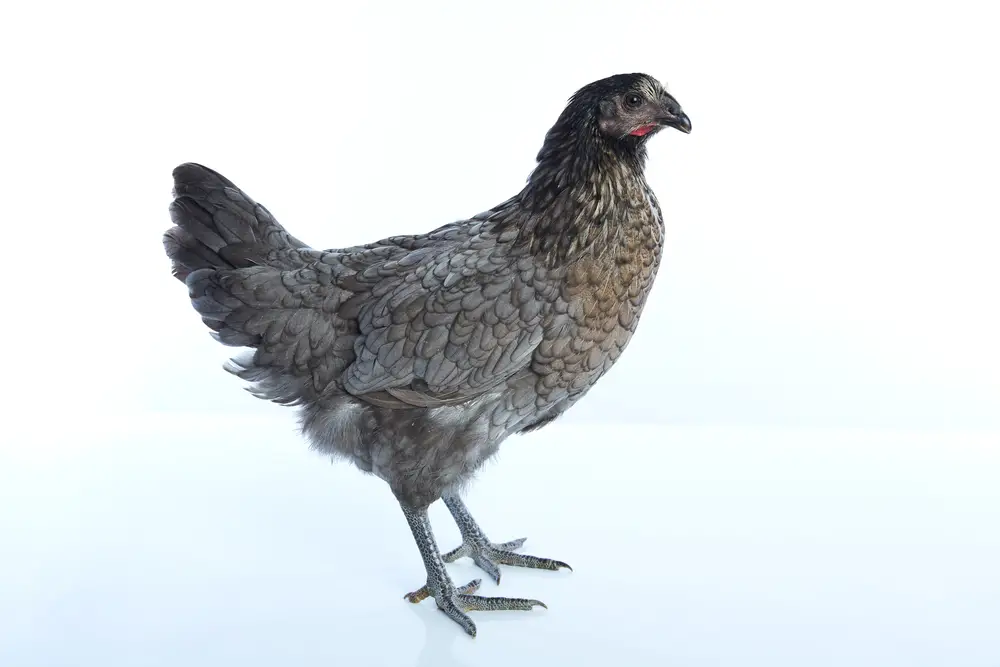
[[2, 416, 998, 666]]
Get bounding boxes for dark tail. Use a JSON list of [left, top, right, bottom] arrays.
[[163, 164, 349, 405], [163, 163, 309, 282]]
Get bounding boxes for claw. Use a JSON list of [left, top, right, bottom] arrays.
[[436, 599, 479, 637], [407, 579, 547, 638], [442, 535, 572, 582], [457, 595, 547, 612], [404, 587, 429, 604], [492, 551, 573, 572]]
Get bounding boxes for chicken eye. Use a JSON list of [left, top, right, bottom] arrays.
[[624, 93, 643, 109]]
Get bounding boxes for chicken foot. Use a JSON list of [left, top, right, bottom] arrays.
[[439, 495, 572, 584], [400, 504, 546, 637]]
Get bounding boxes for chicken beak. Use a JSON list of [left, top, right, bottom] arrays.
[[658, 110, 692, 134]]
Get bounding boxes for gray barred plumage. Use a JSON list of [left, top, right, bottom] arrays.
[[163, 72, 690, 636]]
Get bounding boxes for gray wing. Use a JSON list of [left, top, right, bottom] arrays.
[[191, 219, 547, 409], [336, 222, 547, 408]]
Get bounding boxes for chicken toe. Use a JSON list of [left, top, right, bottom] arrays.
[[441, 495, 572, 584]]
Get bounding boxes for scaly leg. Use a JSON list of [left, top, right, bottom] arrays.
[[439, 494, 572, 585], [400, 503, 546, 637]]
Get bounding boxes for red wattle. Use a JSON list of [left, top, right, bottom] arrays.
[[629, 124, 656, 137]]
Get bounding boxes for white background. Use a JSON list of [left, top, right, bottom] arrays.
[[1, 1, 998, 665]]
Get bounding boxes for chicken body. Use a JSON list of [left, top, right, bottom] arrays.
[[164, 73, 690, 636]]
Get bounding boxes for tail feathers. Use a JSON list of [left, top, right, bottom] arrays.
[[167, 164, 352, 406], [183, 266, 331, 406], [164, 163, 310, 281], [182, 263, 353, 407], [163, 225, 229, 282], [185, 267, 259, 347]]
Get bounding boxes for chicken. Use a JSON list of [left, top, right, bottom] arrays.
[[163, 72, 690, 636]]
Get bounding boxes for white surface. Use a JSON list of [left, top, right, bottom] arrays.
[[2, 417, 998, 666]]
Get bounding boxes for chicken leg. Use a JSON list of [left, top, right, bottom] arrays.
[[400, 503, 546, 637], [440, 495, 572, 584]]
